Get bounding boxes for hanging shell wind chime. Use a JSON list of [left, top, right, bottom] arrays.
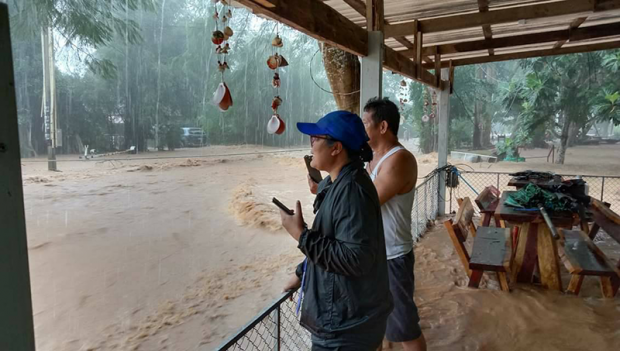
[[267, 26, 287, 135], [422, 88, 430, 122], [211, 0, 234, 112]]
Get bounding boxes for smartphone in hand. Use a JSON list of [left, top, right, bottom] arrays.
[[272, 197, 294, 215], [304, 155, 322, 183]]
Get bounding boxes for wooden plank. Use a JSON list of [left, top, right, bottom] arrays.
[[366, 0, 384, 32], [434, 52, 441, 86], [592, 208, 620, 244], [577, 230, 620, 277], [495, 191, 576, 227], [383, 46, 438, 87], [0, 4, 37, 350], [430, 40, 620, 68], [497, 272, 510, 292], [470, 227, 511, 271], [236, 0, 368, 56], [383, 0, 620, 37], [562, 229, 616, 276], [456, 197, 476, 241], [567, 275, 585, 295], [475, 186, 500, 212], [342, 0, 366, 16], [537, 223, 563, 291], [600, 276, 615, 297], [468, 270, 484, 288], [415, 22, 422, 79], [554, 17, 588, 49], [449, 60, 454, 94], [422, 22, 620, 57], [477, 0, 495, 56], [444, 220, 472, 277], [511, 222, 538, 283], [557, 229, 584, 274], [592, 198, 620, 225]]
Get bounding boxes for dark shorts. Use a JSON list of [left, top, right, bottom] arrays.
[[310, 320, 386, 351], [385, 250, 422, 342]]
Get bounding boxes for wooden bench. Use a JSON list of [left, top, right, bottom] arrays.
[[444, 197, 512, 291], [557, 199, 620, 298], [475, 185, 502, 227]]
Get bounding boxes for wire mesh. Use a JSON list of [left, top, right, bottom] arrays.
[[448, 171, 620, 213], [216, 290, 311, 351], [412, 172, 439, 241]]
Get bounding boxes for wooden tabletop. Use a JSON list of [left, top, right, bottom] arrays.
[[495, 191, 575, 227]]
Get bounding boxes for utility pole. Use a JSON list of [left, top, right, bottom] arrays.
[[41, 27, 57, 171]]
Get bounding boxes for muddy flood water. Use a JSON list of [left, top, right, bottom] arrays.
[[19, 144, 620, 350]]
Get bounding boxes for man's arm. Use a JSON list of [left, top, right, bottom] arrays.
[[373, 152, 417, 206], [297, 185, 378, 277]]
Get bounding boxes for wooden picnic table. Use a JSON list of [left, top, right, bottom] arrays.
[[495, 191, 577, 291]]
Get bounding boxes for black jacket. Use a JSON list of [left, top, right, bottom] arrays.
[[295, 161, 393, 338]]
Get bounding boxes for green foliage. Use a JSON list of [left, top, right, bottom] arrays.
[[10, 0, 154, 78], [11, 0, 340, 153]]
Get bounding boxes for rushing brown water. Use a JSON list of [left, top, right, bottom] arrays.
[[20, 143, 620, 350]]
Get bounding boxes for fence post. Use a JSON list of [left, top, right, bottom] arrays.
[[601, 177, 605, 201], [437, 69, 450, 216], [275, 306, 281, 351], [496, 173, 500, 190]]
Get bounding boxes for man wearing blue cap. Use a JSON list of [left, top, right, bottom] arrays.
[[279, 110, 393, 350]]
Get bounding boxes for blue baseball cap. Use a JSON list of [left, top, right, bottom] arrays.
[[297, 111, 369, 151]]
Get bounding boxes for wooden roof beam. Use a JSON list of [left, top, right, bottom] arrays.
[[339, 0, 437, 86], [343, 0, 422, 61], [384, 0, 620, 37], [417, 21, 620, 56], [236, 0, 368, 56], [427, 40, 620, 68], [384, 46, 440, 88], [478, 0, 494, 56], [553, 17, 588, 49]]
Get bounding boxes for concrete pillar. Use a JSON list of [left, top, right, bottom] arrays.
[[437, 68, 451, 216], [0, 4, 37, 350], [359, 31, 384, 114]]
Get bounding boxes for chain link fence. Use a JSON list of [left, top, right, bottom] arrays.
[[447, 171, 620, 214], [216, 290, 311, 350], [412, 172, 440, 241], [216, 172, 441, 350]]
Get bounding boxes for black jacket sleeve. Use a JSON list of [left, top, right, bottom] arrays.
[[298, 184, 378, 277]]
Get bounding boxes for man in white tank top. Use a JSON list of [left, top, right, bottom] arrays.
[[362, 97, 426, 351]]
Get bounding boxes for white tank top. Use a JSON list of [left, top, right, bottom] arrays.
[[370, 146, 414, 260]]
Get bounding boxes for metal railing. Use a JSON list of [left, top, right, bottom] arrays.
[[216, 172, 441, 350], [447, 171, 620, 213]]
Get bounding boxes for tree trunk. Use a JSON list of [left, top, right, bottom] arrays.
[[556, 115, 571, 165], [567, 121, 579, 147], [481, 64, 495, 148], [473, 67, 484, 149], [482, 120, 492, 147], [321, 43, 360, 114]]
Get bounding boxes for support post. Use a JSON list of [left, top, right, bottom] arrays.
[[41, 26, 57, 171], [360, 31, 384, 112], [360, 0, 384, 112], [0, 4, 37, 350], [437, 68, 451, 216]]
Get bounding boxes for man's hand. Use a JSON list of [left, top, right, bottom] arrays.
[[307, 175, 318, 195], [280, 201, 305, 241], [282, 274, 301, 293]]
